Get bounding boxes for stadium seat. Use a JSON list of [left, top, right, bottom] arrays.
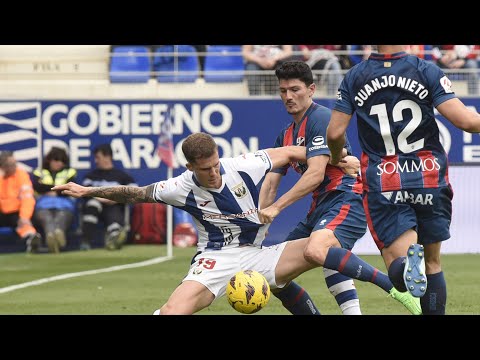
[[153, 45, 199, 83], [0, 226, 15, 237], [109, 46, 151, 83], [204, 45, 244, 83], [0, 226, 20, 253]]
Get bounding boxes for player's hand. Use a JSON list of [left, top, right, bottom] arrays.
[[51, 182, 88, 198], [336, 155, 360, 177], [258, 205, 280, 224], [329, 154, 343, 167]]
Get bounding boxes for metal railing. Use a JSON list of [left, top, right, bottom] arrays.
[[1, 48, 479, 97]]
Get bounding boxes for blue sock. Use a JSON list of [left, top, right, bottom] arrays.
[[420, 272, 446, 315], [388, 256, 407, 292], [324, 247, 393, 293], [273, 281, 320, 315], [323, 268, 361, 315]]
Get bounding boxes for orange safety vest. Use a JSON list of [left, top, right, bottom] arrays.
[[0, 167, 36, 219]]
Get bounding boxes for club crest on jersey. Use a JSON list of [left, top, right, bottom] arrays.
[[232, 183, 247, 199], [296, 137, 305, 146]]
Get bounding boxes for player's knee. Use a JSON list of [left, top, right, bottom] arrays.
[[388, 256, 407, 292], [159, 302, 178, 315], [303, 242, 327, 266]]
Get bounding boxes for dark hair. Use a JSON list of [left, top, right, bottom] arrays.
[[94, 144, 113, 158], [275, 60, 314, 86], [182, 132, 218, 164], [44, 147, 69, 169], [0, 150, 14, 166]]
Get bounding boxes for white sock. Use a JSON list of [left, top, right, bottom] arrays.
[[152, 309, 161, 315], [340, 299, 362, 315]]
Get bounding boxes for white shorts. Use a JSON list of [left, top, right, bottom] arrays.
[[182, 242, 288, 299]]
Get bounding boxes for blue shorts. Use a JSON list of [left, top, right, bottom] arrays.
[[284, 191, 367, 250], [363, 185, 453, 250]]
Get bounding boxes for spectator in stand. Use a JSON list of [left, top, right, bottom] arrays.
[[243, 45, 293, 95], [0, 151, 42, 253], [80, 144, 137, 251], [432, 45, 479, 95], [298, 45, 346, 95], [32, 147, 77, 253]]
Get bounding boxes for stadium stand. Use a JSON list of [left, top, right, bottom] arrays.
[[0, 45, 475, 99], [109, 46, 151, 83], [153, 45, 199, 83], [204, 45, 244, 83]]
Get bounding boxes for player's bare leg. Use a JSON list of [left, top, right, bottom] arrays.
[[158, 281, 214, 315], [275, 238, 316, 284]]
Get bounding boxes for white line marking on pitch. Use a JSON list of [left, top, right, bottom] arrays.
[[0, 256, 173, 294]]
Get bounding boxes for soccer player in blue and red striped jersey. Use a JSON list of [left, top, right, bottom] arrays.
[[327, 45, 480, 314], [259, 61, 420, 315]]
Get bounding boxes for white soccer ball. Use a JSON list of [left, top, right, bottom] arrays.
[[226, 270, 271, 314]]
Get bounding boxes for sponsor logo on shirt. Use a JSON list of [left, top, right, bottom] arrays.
[[202, 208, 257, 220], [312, 136, 325, 146]]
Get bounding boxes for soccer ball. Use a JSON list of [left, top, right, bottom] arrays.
[[226, 270, 271, 314]]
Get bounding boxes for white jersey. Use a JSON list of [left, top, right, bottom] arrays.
[[152, 150, 273, 252]]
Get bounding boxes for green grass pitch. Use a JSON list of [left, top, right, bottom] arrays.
[[0, 245, 478, 315]]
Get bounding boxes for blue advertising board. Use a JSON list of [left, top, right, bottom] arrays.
[[1, 99, 479, 243]]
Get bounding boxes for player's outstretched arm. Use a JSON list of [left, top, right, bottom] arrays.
[[436, 98, 480, 132], [51, 182, 157, 203], [264, 145, 306, 169]]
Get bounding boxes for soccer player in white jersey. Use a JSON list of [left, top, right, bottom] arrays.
[[53, 132, 407, 315]]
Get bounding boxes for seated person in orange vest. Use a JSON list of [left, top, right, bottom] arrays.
[[0, 150, 42, 253]]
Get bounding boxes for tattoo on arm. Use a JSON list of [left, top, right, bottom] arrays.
[[89, 184, 157, 203]]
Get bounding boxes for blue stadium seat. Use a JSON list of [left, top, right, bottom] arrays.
[[0, 227, 15, 237], [0, 226, 19, 253], [109, 46, 151, 83], [204, 45, 244, 83], [153, 45, 199, 83]]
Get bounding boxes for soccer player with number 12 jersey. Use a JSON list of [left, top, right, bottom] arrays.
[[327, 45, 480, 314]]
